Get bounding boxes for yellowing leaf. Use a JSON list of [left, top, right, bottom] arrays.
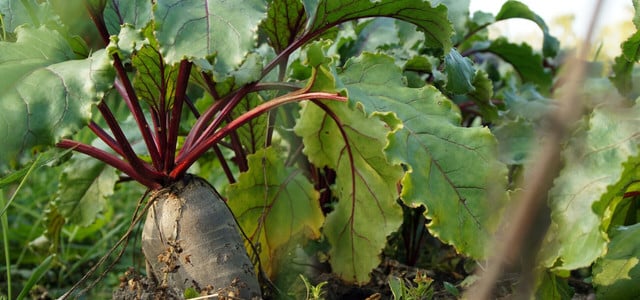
[[225, 147, 323, 277]]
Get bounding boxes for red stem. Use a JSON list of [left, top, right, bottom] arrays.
[[624, 191, 640, 198], [57, 140, 161, 189], [171, 92, 347, 179], [180, 84, 255, 159], [212, 144, 236, 184], [225, 114, 248, 171], [84, 1, 110, 46], [157, 62, 168, 171], [112, 59, 162, 169], [181, 92, 229, 154], [96, 101, 163, 181], [183, 93, 236, 183], [166, 60, 192, 172], [88, 121, 125, 157]]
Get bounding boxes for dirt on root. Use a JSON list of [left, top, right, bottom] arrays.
[[112, 267, 251, 300]]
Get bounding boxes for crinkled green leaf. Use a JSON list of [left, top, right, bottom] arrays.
[[633, 0, 640, 30], [610, 54, 636, 98], [610, 31, 640, 97], [341, 18, 401, 55], [132, 43, 179, 109], [495, 0, 559, 58], [0, 0, 56, 32], [444, 48, 475, 94], [593, 224, 640, 299], [302, 0, 453, 53], [0, 26, 114, 170], [338, 53, 507, 259], [261, 0, 307, 53], [230, 52, 264, 87], [469, 69, 498, 121], [154, 0, 267, 74], [107, 24, 148, 58], [431, 0, 469, 42], [541, 102, 640, 271], [468, 11, 495, 33], [55, 155, 118, 227], [477, 38, 552, 91], [103, 0, 153, 34], [622, 31, 640, 62], [295, 100, 404, 283], [225, 147, 323, 277]]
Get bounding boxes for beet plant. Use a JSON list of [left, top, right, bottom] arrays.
[[4, 0, 640, 299], [0, 0, 547, 297]]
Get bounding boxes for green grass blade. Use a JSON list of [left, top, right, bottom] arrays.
[[0, 155, 41, 218], [16, 254, 54, 300], [0, 193, 11, 300]]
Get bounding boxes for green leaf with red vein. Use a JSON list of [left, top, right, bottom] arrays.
[[261, 0, 307, 53], [0, 26, 114, 171], [295, 100, 404, 283], [154, 0, 267, 74], [225, 146, 323, 277], [132, 44, 179, 110], [302, 0, 453, 52], [338, 53, 507, 259]]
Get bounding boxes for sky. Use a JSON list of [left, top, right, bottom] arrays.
[[468, 0, 633, 56]]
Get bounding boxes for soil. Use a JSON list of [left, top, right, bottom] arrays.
[[112, 259, 597, 300], [112, 267, 256, 300]]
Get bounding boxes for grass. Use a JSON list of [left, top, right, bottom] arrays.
[[0, 151, 147, 299]]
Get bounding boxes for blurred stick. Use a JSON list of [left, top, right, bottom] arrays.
[[464, 1, 604, 298]]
